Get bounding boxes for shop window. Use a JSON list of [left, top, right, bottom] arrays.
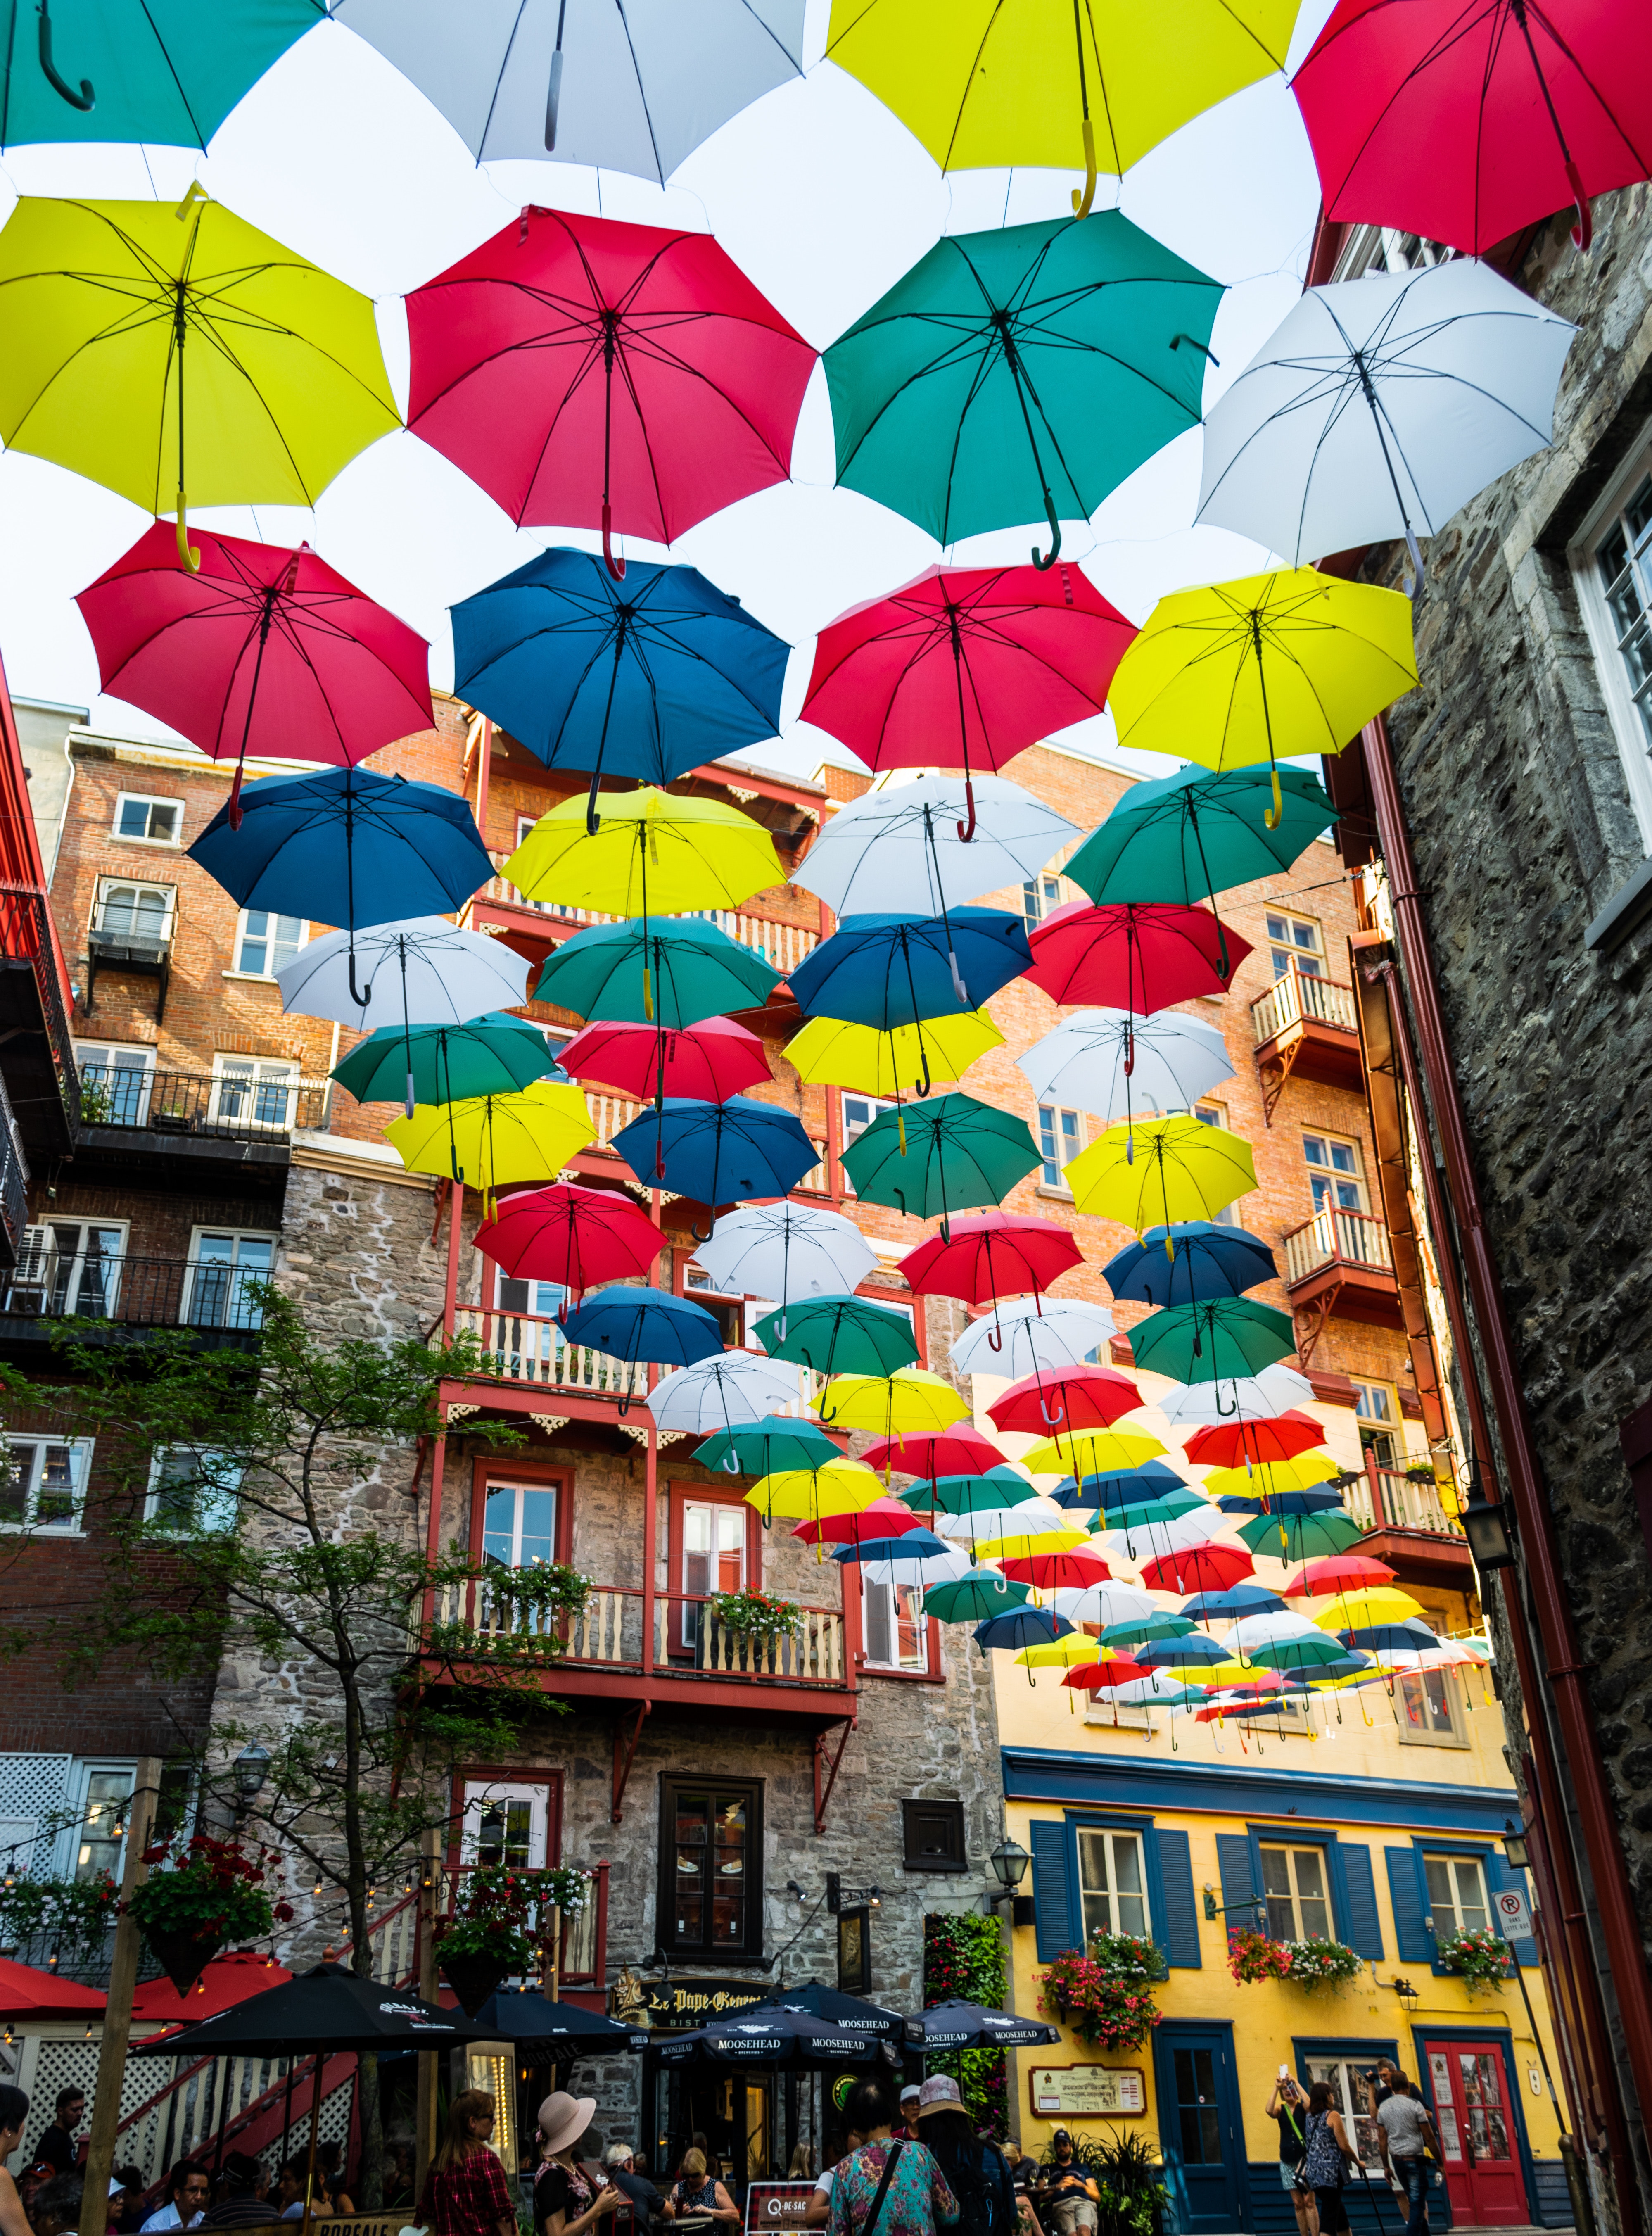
[[1302, 2054, 1389, 2172], [1422, 1851, 1490, 1939], [1259, 1842, 1331, 1941], [114, 794, 182, 845], [1267, 910, 1325, 979], [658, 1777, 763, 1960], [902, 1798, 966, 1872], [1077, 1827, 1149, 1940]]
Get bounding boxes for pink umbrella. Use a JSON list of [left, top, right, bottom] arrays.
[[475, 1181, 665, 1306], [901, 1212, 1082, 1305], [861, 1425, 1006, 1482], [75, 524, 432, 825], [560, 1016, 771, 1104]]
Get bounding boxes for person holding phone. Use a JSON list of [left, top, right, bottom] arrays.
[[1265, 2073, 1317, 2236], [1301, 2084, 1359, 2236]]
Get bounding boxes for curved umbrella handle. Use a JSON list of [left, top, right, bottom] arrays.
[[1263, 766, 1283, 833], [584, 767, 603, 837], [349, 948, 372, 1011], [1565, 158, 1592, 251], [1032, 492, 1063, 572], [1401, 525, 1426, 602], [175, 491, 200, 575], [1070, 116, 1096, 219], [37, 0, 93, 109], [690, 1222, 709, 1244], [955, 777, 977, 844], [1040, 1396, 1064, 1427], [987, 1324, 1003, 1353], [601, 501, 626, 582]]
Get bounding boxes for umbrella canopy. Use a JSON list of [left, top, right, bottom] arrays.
[[0, 1954, 106, 2017], [648, 1354, 805, 1436], [531, 918, 780, 1028], [131, 1963, 492, 2056], [1017, 1009, 1234, 1125], [823, 212, 1219, 562], [697, 1414, 841, 1478], [949, 1296, 1116, 1378], [851, 1543, 971, 1591], [1104, 1224, 1277, 1307], [410, 207, 813, 569], [1196, 261, 1577, 585], [469, 1987, 648, 2051], [1095, 1506, 1229, 1561], [386, 1079, 596, 1192], [334, 1013, 557, 1118], [658, 2008, 877, 2067], [832, 1526, 952, 1566], [76, 525, 432, 820], [562, 1017, 771, 1106], [452, 550, 790, 834], [755, 1294, 919, 1378], [1047, 1582, 1158, 1625], [1157, 1364, 1315, 1426], [561, 1283, 723, 1368], [898, 1465, 1035, 1518], [1027, 900, 1249, 1011], [1067, 1116, 1256, 1231], [997, 1547, 1113, 1590], [1291, 0, 1652, 254], [1099, 1612, 1198, 1648], [1130, 1631, 1230, 1670], [788, 910, 1032, 1027], [1283, 1555, 1396, 1599], [611, 1096, 819, 1201], [988, 1366, 1142, 1438], [747, 1980, 905, 2038], [693, 1204, 876, 1319], [841, 1093, 1041, 1229], [786, 1011, 1003, 1098], [1066, 764, 1342, 904], [972, 1607, 1074, 1652], [1201, 1454, 1341, 1501], [0, 195, 398, 564], [745, 1461, 885, 1524], [1184, 1411, 1328, 1469], [1312, 1586, 1424, 1630], [1061, 1654, 1149, 1692], [1020, 1428, 1167, 1477], [1049, 1461, 1188, 1511], [507, 787, 782, 921], [922, 1567, 1033, 1622], [1139, 1541, 1255, 1595], [476, 1182, 665, 1299], [903, 1214, 1082, 1305], [1180, 1584, 1287, 1620], [862, 1425, 1003, 1480], [278, 917, 529, 1037], [793, 775, 1078, 917], [903, 2000, 1060, 2051], [1129, 1298, 1296, 1386], [794, 1497, 926, 1547], [332, 0, 804, 179], [817, 1369, 971, 1436], [801, 562, 1135, 834], [1085, 1490, 1207, 1533], [1238, 1509, 1365, 1561], [1214, 1488, 1344, 1517]]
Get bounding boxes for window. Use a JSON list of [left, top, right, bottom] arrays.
[[495, 1269, 566, 1318], [1303, 2056, 1388, 2172], [211, 1057, 299, 1129], [146, 1449, 239, 1535], [7, 1221, 128, 1318], [185, 1230, 275, 1329], [1038, 1104, 1082, 1188], [1023, 872, 1063, 934], [862, 1574, 928, 1672], [1, 1437, 93, 1532], [76, 1043, 154, 1124], [1354, 1378, 1400, 1469], [233, 909, 306, 977], [480, 1477, 559, 1571], [1423, 1851, 1490, 1939], [843, 1095, 897, 1143], [1303, 1131, 1368, 1212], [1077, 1827, 1149, 1940], [114, 794, 182, 845], [902, 1799, 966, 1872], [1195, 1102, 1238, 1227], [1259, 1843, 1331, 1941], [658, 1777, 762, 1959], [95, 879, 173, 942], [682, 1268, 743, 1347], [73, 1768, 135, 1883], [1397, 1668, 1467, 1748], [462, 1779, 549, 1871], [679, 1495, 747, 1651], [1267, 910, 1325, 979], [1576, 435, 1652, 844]]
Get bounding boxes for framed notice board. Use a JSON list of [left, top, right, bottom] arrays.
[[1028, 2065, 1147, 2118]]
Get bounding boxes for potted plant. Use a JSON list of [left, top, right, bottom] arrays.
[[126, 1834, 279, 1993], [437, 1863, 589, 2015], [1283, 1937, 1364, 1989], [0, 1870, 121, 1971], [1089, 2131, 1165, 2236], [1038, 1932, 1165, 2052], [1227, 1927, 1293, 1984], [1436, 1926, 1510, 1989], [1404, 1462, 1438, 1484], [704, 1589, 799, 1668]]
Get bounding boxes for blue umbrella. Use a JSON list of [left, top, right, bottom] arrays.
[[1133, 1632, 1230, 1669], [1050, 1461, 1187, 1511], [1338, 1621, 1441, 1651], [190, 765, 493, 1005], [831, 1528, 951, 1564], [451, 548, 790, 834], [1104, 1222, 1279, 1306], [558, 1286, 723, 1412], [972, 1608, 1073, 1655], [788, 909, 1031, 1025], [1179, 1585, 1287, 1620], [612, 1096, 819, 1209], [1214, 1489, 1344, 1516]]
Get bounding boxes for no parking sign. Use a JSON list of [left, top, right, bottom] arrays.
[[1493, 1887, 1532, 1940]]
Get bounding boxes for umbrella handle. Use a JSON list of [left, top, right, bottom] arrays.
[[987, 1325, 1002, 1353], [955, 778, 977, 845], [36, 0, 93, 109], [1400, 525, 1426, 602], [690, 1222, 709, 1244], [1032, 492, 1063, 571], [544, 46, 563, 151], [1566, 159, 1593, 250], [349, 950, 371, 1010], [601, 501, 626, 582], [584, 766, 603, 836], [1040, 1396, 1064, 1427], [1264, 767, 1283, 833], [1070, 115, 1096, 219], [175, 491, 200, 575]]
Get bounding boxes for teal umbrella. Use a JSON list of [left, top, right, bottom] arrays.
[[897, 1464, 1030, 1518], [1129, 1299, 1296, 1386], [532, 917, 779, 1027], [824, 211, 1220, 566], [841, 1091, 1040, 1236], [1248, 1633, 1364, 1673], [1236, 1510, 1364, 1561], [922, 1568, 1033, 1623], [754, 1294, 919, 1379], [332, 1011, 556, 1119], [698, 1415, 840, 1479], [1085, 1491, 1208, 1533], [1065, 765, 1339, 905], [1098, 1613, 1196, 1648]]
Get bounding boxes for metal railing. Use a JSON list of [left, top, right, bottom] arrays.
[[0, 1251, 268, 1333], [1342, 1451, 1464, 1540], [430, 1579, 847, 1688], [1281, 1205, 1396, 1286], [0, 882, 80, 1136], [477, 857, 820, 977], [0, 1070, 28, 1260], [77, 1067, 331, 1139], [1251, 961, 1359, 1045]]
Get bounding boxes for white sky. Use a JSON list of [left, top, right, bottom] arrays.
[[0, 0, 1338, 780]]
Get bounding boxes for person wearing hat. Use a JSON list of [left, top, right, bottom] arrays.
[[536, 2093, 624, 2236], [201, 2155, 277, 2229], [914, 2080, 1015, 2236], [898, 2090, 923, 2143], [1038, 2137, 1097, 2236], [827, 2077, 959, 2236], [416, 2090, 517, 2236]]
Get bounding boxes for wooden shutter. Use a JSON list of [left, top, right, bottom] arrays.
[[1151, 1827, 1202, 1968], [1031, 1819, 1077, 1960], [1385, 1845, 1434, 1962], [1334, 1840, 1384, 1957]]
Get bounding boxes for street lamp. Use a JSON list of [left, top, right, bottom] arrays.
[[987, 1839, 1030, 1907], [1459, 1481, 1517, 1573], [234, 1743, 270, 1815], [1502, 1820, 1530, 1872]]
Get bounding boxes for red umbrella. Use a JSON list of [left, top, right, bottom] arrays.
[[1139, 1542, 1256, 1594], [1291, 0, 1652, 255], [475, 1181, 665, 1304], [1000, 1547, 1114, 1588], [902, 1212, 1082, 1305], [1061, 1654, 1146, 1691], [560, 1017, 771, 1104], [989, 1366, 1142, 1437], [801, 563, 1135, 839], [1025, 901, 1250, 1012], [132, 1950, 293, 2026], [793, 1499, 927, 1547], [0, 1955, 106, 2018], [407, 207, 815, 576], [1184, 1411, 1327, 1470], [75, 524, 433, 825], [862, 1425, 1005, 1481], [1282, 1554, 1396, 1599]]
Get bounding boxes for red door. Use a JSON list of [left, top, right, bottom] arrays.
[[1424, 2041, 1529, 2226]]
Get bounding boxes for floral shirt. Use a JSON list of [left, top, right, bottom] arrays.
[[828, 2140, 960, 2236]]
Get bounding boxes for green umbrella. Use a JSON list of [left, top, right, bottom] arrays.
[[1099, 1613, 1197, 1647], [1065, 764, 1339, 905], [1129, 1299, 1296, 1386], [1236, 1509, 1364, 1561], [755, 1294, 919, 1379], [698, 1416, 841, 1478], [332, 1012, 556, 1118], [1086, 1490, 1208, 1533], [824, 211, 1220, 566], [897, 1465, 1030, 1518], [841, 1091, 1040, 1236], [1248, 1632, 1356, 1671], [922, 1568, 1033, 1624], [532, 917, 779, 1027]]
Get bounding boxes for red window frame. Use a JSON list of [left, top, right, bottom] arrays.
[[468, 1457, 574, 1566], [446, 1764, 564, 1870], [666, 1479, 762, 1660]]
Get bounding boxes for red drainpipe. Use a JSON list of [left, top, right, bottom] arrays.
[[1360, 711, 1652, 2138]]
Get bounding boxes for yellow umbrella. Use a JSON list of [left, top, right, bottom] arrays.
[[973, 1528, 1091, 1563], [1014, 1636, 1109, 1667], [505, 786, 782, 917], [745, 1462, 885, 1527], [386, 1079, 594, 1203], [1020, 1428, 1167, 1476], [1311, 1587, 1424, 1631], [1066, 1115, 1255, 1233], [785, 1010, 1003, 1098], [814, 1368, 971, 1435], [1199, 1454, 1340, 1500]]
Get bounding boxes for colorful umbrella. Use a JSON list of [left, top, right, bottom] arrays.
[[411, 207, 812, 573], [610, 1096, 819, 1202], [1061, 1655, 1149, 1693], [1017, 1009, 1234, 1128], [506, 787, 781, 920], [1025, 902, 1249, 1010], [0, 194, 398, 567], [794, 1498, 926, 1548], [840, 1093, 1042, 1236], [922, 1567, 1033, 1623], [1087, 1491, 1209, 1535], [692, 1205, 876, 1329], [697, 1414, 841, 1478], [453, 550, 790, 832], [1020, 1428, 1166, 1476], [386, 1079, 596, 1195], [972, 1607, 1074, 1652], [795, 775, 1076, 917], [1184, 1411, 1328, 1470], [788, 909, 1032, 1026], [902, 1214, 1082, 1308], [334, 1012, 557, 1122], [561, 1017, 771, 1105], [786, 1011, 1003, 1098], [815, 1368, 971, 1436], [560, 1287, 723, 1404], [1066, 1116, 1257, 1232], [1045, 1582, 1158, 1626], [531, 918, 780, 1027], [1310, 1586, 1424, 1630], [988, 1366, 1142, 1437], [1095, 1505, 1230, 1563], [1139, 1541, 1255, 1595], [75, 525, 432, 824], [1128, 1298, 1296, 1385], [1131, 1632, 1231, 1670], [1104, 1224, 1277, 1308], [823, 212, 1220, 563], [1237, 1509, 1365, 1561], [861, 1426, 1004, 1481], [1016, 1635, 1117, 1668], [1157, 1362, 1315, 1426], [1099, 1613, 1198, 1649], [474, 1181, 665, 1302], [1180, 1584, 1287, 1620], [897, 1465, 1033, 1518], [1066, 764, 1341, 903], [831, 1527, 952, 1567], [278, 916, 529, 1041], [1050, 1460, 1187, 1511], [949, 1296, 1117, 1378], [755, 1295, 919, 1379], [1201, 1454, 1341, 1502], [1214, 1488, 1344, 1517], [801, 562, 1135, 836], [745, 1461, 885, 1525], [646, 1350, 803, 1435], [1291, 0, 1652, 254], [1282, 1555, 1396, 1599]]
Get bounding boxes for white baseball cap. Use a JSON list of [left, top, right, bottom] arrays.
[[900, 2086, 921, 2104]]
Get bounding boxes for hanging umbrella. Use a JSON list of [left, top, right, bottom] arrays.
[[861, 1425, 1004, 1480], [1139, 1540, 1255, 1594], [1130, 1631, 1231, 1670], [789, 910, 1031, 1026], [745, 1461, 885, 1527], [475, 1181, 665, 1304], [1066, 1116, 1256, 1232], [1283, 1555, 1396, 1600], [816, 1369, 971, 1437], [995, 1546, 1114, 1591], [1014, 1635, 1110, 1669], [1291, 0, 1652, 254], [923, 1568, 1033, 1622], [1104, 1224, 1277, 1307], [76, 524, 432, 824], [611, 1095, 819, 1203], [1020, 1427, 1166, 1477], [698, 1414, 842, 1479], [562, 1016, 771, 1106], [452, 550, 790, 834], [412, 209, 812, 575], [1339, 1620, 1441, 1653], [949, 1296, 1116, 1378], [1017, 1009, 1234, 1127], [1237, 1509, 1365, 1561], [755, 1295, 919, 1379], [332, 0, 803, 178], [1156, 1364, 1315, 1426], [335, 1012, 558, 1124], [794, 1498, 928, 1547], [903, 1213, 1082, 1312], [989, 1368, 1144, 1452], [386, 1079, 596, 1196], [1201, 1454, 1340, 1502], [1214, 1487, 1344, 1516], [795, 778, 1077, 923], [560, 1285, 723, 1386], [850, 1542, 972, 1592], [507, 786, 781, 918], [1129, 1298, 1296, 1386], [1196, 261, 1577, 591], [1180, 1584, 1287, 1620], [692, 1205, 876, 1331], [531, 918, 780, 1026], [1027, 901, 1249, 1010], [656, 2009, 877, 2068], [1084, 1490, 1208, 1533], [933, 1493, 1068, 1552], [1104, 575, 1416, 818], [648, 1354, 805, 1438], [0, 194, 398, 568], [278, 917, 529, 1038], [1099, 1613, 1199, 1649], [1053, 1583, 1166, 1626], [971, 1606, 1075, 1653], [841, 1093, 1042, 1237], [1184, 1410, 1327, 1469], [1095, 1505, 1229, 1562], [832, 1526, 952, 1566], [0, 0, 323, 149], [786, 1011, 1003, 1100], [904, 2000, 1061, 2051], [823, 212, 1220, 563], [801, 563, 1135, 838], [1249, 1631, 1363, 1674], [1311, 1586, 1424, 1629], [1060, 1653, 1149, 1693], [1049, 1460, 1188, 1512], [897, 1465, 1035, 1519]]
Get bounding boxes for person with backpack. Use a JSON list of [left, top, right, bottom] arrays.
[[1265, 2073, 1317, 2236], [1301, 2084, 1359, 2236], [826, 2078, 959, 2236], [913, 2079, 1016, 2236]]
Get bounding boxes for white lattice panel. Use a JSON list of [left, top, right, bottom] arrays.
[[0, 1754, 70, 1875]]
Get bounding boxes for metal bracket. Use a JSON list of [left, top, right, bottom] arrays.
[[1293, 1282, 1343, 1368], [813, 1719, 852, 1836], [1255, 1034, 1303, 1128], [612, 1700, 649, 1824]]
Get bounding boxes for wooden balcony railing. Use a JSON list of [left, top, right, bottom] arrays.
[[1281, 1206, 1395, 1286], [1251, 963, 1359, 1046], [1341, 1451, 1464, 1540], [429, 1580, 847, 1689], [431, 1858, 610, 1989], [451, 1306, 636, 1394], [476, 858, 820, 977]]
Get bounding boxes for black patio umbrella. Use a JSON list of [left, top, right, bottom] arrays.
[[472, 1986, 648, 2051], [130, 1962, 495, 2056], [747, 1979, 904, 2039], [902, 1999, 1061, 2052], [655, 2008, 878, 2067]]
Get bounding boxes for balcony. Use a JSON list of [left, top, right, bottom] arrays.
[[469, 857, 822, 986], [75, 1066, 331, 1185], [0, 1250, 265, 1352], [86, 891, 175, 1022], [1251, 962, 1363, 1121], [1281, 1207, 1403, 1353], [446, 1305, 812, 1427], [1343, 1448, 1472, 1586], [0, 1071, 28, 1271], [0, 883, 78, 1158]]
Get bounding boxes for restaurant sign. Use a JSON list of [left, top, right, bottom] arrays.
[[743, 2184, 817, 2234], [615, 1974, 773, 2029]]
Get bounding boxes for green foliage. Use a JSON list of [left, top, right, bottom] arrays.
[[437, 1862, 593, 1967], [126, 1834, 277, 1948], [0, 1870, 119, 1967], [1039, 1934, 1163, 2051], [706, 1588, 799, 1639], [1043, 2131, 1163, 2236], [922, 1912, 1008, 2140], [1436, 1927, 1509, 1987]]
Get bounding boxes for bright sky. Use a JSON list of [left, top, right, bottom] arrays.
[[0, 0, 1339, 780]]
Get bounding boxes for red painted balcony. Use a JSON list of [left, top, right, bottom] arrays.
[[1251, 961, 1363, 1122], [1343, 1449, 1472, 1586], [1281, 1205, 1404, 1334]]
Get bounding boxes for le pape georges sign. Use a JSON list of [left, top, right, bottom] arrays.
[[622, 1975, 773, 2027]]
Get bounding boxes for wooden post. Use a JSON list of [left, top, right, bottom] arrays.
[[415, 1826, 441, 2199], [548, 1904, 561, 2007], [80, 1756, 162, 2236]]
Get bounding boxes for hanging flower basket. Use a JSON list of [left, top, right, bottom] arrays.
[[437, 1861, 590, 2011], [126, 1836, 275, 1994], [1436, 1927, 1510, 1989], [1282, 1938, 1364, 1990], [439, 1949, 510, 2017], [146, 1925, 233, 1997], [706, 1589, 799, 1641], [1227, 1927, 1292, 1984], [1038, 1933, 1164, 2051]]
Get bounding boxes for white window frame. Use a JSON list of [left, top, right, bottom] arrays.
[[1353, 1377, 1399, 1428], [460, 1778, 550, 1871], [10, 1219, 130, 1318], [842, 1093, 898, 1144], [479, 1476, 560, 1572], [1085, 1694, 1160, 1733], [184, 1228, 276, 1330], [1075, 1826, 1151, 1941], [145, 1448, 240, 1536], [2, 1435, 95, 1535], [112, 792, 183, 847], [93, 876, 175, 941], [1265, 908, 1326, 980], [228, 908, 307, 981], [57, 1760, 137, 1886], [1023, 870, 1067, 932], [74, 1043, 155, 1126], [1303, 1128, 1370, 1213], [209, 1054, 300, 1130], [1258, 1841, 1333, 1942], [860, 1573, 928, 1673], [1037, 1103, 1084, 1191], [1569, 415, 1652, 853], [1422, 1851, 1492, 1940], [1303, 2056, 1388, 2172], [1396, 1667, 1469, 1750]]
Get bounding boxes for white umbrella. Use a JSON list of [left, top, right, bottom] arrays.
[[331, 0, 805, 180], [932, 1495, 1064, 1550], [794, 775, 1078, 936], [1097, 1506, 1231, 1562], [1045, 1582, 1158, 1626], [1227, 1611, 1320, 1654], [647, 1351, 804, 1434], [1196, 259, 1577, 589], [1156, 1364, 1315, 1428], [691, 1205, 876, 1333], [1017, 1008, 1234, 1121], [854, 1546, 973, 1591], [949, 1297, 1117, 1378]]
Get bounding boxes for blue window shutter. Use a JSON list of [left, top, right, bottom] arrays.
[[1151, 1827, 1202, 1969], [1335, 1841, 1384, 1958], [1485, 1851, 1539, 1967], [1215, 1833, 1260, 1934], [1031, 1819, 1077, 1960], [1386, 1846, 1434, 1963]]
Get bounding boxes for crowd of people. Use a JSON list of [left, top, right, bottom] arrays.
[[1267, 2060, 1442, 2236]]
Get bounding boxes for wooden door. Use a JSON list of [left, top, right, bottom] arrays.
[[1424, 2040, 1529, 2226], [1153, 2023, 1248, 2235]]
